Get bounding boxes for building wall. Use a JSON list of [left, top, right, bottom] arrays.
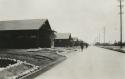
[[54, 39, 71, 47], [0, 29, 53, 48], [38, 21, 53, 48], [0, 30, 38, 48]]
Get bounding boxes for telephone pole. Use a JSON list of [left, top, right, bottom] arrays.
[[99, 33, 100, 43], [118, 0, 124, 48], [104, 27, 106, 43]]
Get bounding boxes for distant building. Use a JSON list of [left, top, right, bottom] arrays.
[[0, 19, 54, 48], [72, 37, 79, 46], [54, 33, 72, 47]]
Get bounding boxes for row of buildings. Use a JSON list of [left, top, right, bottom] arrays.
[[0, 19, 83, 48]]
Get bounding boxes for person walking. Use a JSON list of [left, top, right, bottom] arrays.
[[80, 42, 84, 51], [85, 43, 88, 48]]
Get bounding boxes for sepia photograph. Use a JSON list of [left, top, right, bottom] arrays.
[[0, 0, 124, 79]]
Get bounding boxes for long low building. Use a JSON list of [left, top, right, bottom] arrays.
[[0, 19, 54, 48], [54, 33, 72, 47]]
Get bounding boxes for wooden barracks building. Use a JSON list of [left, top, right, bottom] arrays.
[[54, 33, 72, 47], [0, 19, 54, 48]]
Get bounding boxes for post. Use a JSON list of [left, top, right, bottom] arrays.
[[119, 0, 123, 48], [104, 27, 106, 44], [99, 33, 100, 43]]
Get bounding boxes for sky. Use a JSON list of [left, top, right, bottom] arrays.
[[0, 0, 124, 43]]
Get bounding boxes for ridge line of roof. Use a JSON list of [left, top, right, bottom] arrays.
[[0, 19, 49, 30], [0, 18, 48, 22]]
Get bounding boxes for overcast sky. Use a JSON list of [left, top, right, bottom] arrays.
[[0, 0, 124, 43]]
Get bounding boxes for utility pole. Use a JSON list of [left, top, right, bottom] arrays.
[[98, 33, 100, 43], [118, 0, 124, 48], [104, 27, 106, 44]]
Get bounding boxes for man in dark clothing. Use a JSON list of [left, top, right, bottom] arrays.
[[80, 42, 84, 51], [85, 43, 88, 48]]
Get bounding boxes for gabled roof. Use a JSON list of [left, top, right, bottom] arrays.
[[72, 37, 78, 41], [55, 33, 71, 39], [0, 19, 48, 30]]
